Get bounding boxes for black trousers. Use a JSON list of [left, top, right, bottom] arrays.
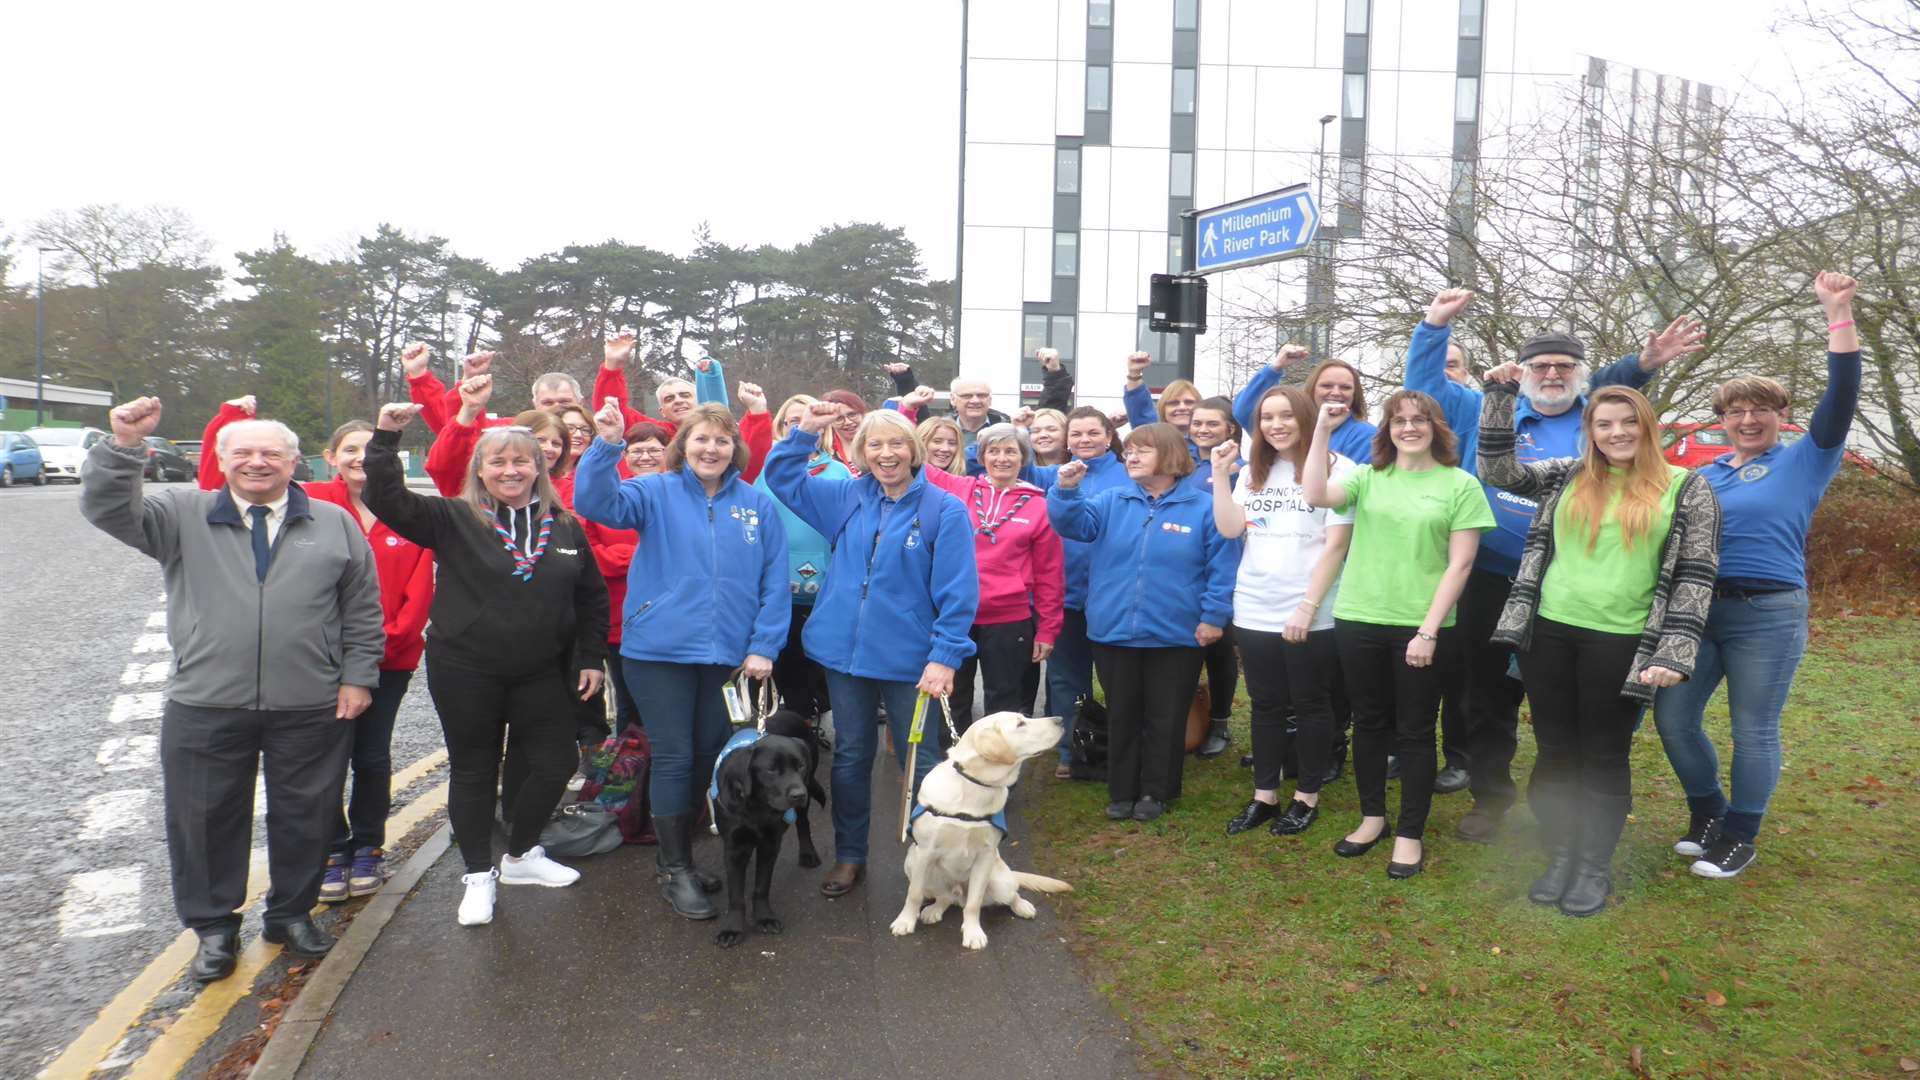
[[771, 601, 831, 718], [427, 661, 577, 873], [1519, 618, 1642, 801], [1201, 628, 1238, 720], [1092, 643, 1205, 804], [1336, 620, 1443, 839], [1434, 628, 1474, 770], [947, 618, 1036, 743], [332, 668, 412, 856], [161, 700, 352, 933], [1237, 625, 1339, 795], [1456, 569, 1527, 808], [573, 665, 613, 747]]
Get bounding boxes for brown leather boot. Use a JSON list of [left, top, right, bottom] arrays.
[[819, 862, 865, 898]]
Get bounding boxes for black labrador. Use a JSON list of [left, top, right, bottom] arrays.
[[711, 712, 827, 948]]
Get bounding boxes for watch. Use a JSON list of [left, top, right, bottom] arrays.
[[1415, 631, 1437, 642]]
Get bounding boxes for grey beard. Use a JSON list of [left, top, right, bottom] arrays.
[[1521, 370, 1589, 412]]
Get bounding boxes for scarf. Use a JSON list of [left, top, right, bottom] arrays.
[[968, 483, 1035, 545], [491, 500, 554, 581]]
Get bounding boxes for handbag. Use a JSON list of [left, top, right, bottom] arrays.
[[538, 800, 623, 857], [581, 723, 656, 845], [1184, 679, 1212, 753]]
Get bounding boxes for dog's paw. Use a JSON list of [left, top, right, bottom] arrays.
[[756, 916, 784, 935], [1010, 897, 1037, 919], [888, 911, 919, 937], [919, 903, 948, 925], [961, 924, 989, 950], [797, 849, 821, 869], [714, 927, 747, 948]]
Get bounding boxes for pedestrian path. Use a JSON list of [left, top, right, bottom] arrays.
[[285, 756, 1148, 1080]]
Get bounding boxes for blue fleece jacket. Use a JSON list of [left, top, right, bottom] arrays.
[[1047, 478, 1239, 649], [693, 357, 729, 408], [1232, 365, 1376, 463], [754, 446, 851, 605], [573, 438, 790, 665], [1407, 319, 1651, 576], [1012, 453, 1132, 610], [763, 427, 980, 682]]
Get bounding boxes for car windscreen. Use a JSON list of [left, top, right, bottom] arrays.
[[28, 428, 84, 446]]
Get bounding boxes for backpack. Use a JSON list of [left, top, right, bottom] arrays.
[[580, 724, 656, 845]]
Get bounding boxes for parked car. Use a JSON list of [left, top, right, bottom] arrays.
[[1663, 422, 1874, 472], [175, 438, 203, 469], [1, 431, 47, 487], [22, 426, 108, 483], [142, 436, 194, 482]]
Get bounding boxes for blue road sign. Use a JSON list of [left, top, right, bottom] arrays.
[[1191, 184, 1319, 274]]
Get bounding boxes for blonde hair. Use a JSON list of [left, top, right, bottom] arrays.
[[665, 404, 750, 474], [915, 416, 964, 469], [1564, 386, 1672, 553], [774, 393, 830, 453], [512, 409, 571, 476], [1028, 407, 1070, 465], [461, 427, 568, 525], [1157, 379, 1201, 423], [851, 410, 925, 473], [1122, 423, 1195, 478]]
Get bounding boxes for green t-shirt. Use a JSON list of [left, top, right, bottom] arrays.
[[1539, 464, 1687, 635], [1332, 463, 1495, 628]]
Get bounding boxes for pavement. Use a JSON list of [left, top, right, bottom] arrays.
[[277, 752, 1151, 1080]]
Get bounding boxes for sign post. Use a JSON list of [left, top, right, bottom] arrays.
[[1173, 184, 1320, 379]]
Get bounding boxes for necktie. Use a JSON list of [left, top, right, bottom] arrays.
[[248, 504, 272, 582]]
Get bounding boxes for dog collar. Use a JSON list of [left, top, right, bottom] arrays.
[[951, 761, 999, 789]]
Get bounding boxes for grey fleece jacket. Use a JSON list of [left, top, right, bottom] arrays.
[[81, 439, 384, 711]]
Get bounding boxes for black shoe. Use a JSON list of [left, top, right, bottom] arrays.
[[1690, 837, 1757, 879], [1268, 798, 1319, 836], [1528, 849, 1578, 905], [1455, 803, 1506, 844], [190, 928, 239, 983], [1333, 820, 1392, 857], [262, 917, 335, 958], [1132, 797, 1165, 822], [1560, 793, 1629, 916], [1224, 799, 1280, 835], [1239, 753, 1255, 768], [1105, 800, 1136, 820], [1433, 765, 1471, 794], [1385, 755, 1401, 781], [652, 813, 717, 919], [1322, 747, 1347, 785], [1195, 721, 1231, 759], [1674, 813, 1725, 858], [1386, 853, 1425, 880]]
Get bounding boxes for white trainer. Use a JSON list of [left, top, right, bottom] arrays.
[[458, 869, 498, 925], [499, 845, 581, 887]]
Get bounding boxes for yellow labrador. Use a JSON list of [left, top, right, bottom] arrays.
[[890, 711, 1072, 950]]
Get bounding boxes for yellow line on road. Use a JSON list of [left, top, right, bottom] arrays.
[[38, 752, 449, 1080]]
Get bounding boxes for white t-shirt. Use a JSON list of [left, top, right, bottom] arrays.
[[1230, 454, 1356, 633]]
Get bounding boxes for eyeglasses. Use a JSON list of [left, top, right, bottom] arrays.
[[626, 445, 666, 457], [563, 424, 593, 436], [1721, 407, 1778, 421], [1525, 362, 1579, 375], [1389, 416, 1433, 429]]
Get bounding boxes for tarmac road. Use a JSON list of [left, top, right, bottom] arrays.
[[0, 483, 449, 1077]]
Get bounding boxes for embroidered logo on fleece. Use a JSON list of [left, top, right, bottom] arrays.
[[1738, 464, 1770, 483]]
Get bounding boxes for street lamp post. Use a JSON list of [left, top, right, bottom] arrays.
[[34, 246, 58, 426], [1312, 115, 1337, 359]]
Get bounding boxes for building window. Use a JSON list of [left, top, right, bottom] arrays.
[[1050, 315, 1077, 360], [1174, 0, 1198, 30], [1089, 1, 1112, 27], [1344, 0, 1370, 34], [1170, 152, 1193, 198], [1137, 316, 1171, 365], [1087, 66, 1111, 112], [1056, 148, 1081, 194], [1054, 232, 1079, 276], [1459, 0, 1483, 37], [1023, 314, 1049, 358], [1168, 233, 1184, 273], [1339, 156, 1366, 223], [1172, 68, 1197, 114], [1454, 77, 1480, 122], [1343, 73, 1367, 119]]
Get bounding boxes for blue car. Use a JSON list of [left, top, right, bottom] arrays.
[[1, 431, 47, 487]]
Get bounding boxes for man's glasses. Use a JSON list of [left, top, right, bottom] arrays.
[[1526, 362, 1579, 375]]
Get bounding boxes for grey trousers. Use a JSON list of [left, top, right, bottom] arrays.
[[161, 700, 353, 933]]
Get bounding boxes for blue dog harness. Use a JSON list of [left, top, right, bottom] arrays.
[[709, 727, 796, 824]]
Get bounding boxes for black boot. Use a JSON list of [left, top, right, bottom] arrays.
[[1526, 785, 1576, 905], [1560, 794, 1630, 917], [1196, 720, 1232, 759], [653, 814, 717, 920]]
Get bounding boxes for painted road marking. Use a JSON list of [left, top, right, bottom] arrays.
[[120, 661, 171, 685], [144, 611, 166, 629], [78, 790, 152, 843], [130, 633, 170, 654], [97, 735, 159, 773], [56, 868, 144, 939], [108, 692, 166, 725]]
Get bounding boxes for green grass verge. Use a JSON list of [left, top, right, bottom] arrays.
[[1025, 616, 1920, 1078]]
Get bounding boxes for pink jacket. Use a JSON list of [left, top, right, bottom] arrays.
[[922, 468, 1065, 643]]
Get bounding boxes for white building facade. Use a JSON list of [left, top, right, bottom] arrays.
[[956, 0, 1667, 414]]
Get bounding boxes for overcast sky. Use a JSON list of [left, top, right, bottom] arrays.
[[6, 0, 1814, 285]]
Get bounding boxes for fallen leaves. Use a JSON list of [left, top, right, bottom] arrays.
[[1897, 1056, 1918, 1072], [1703, 990, 1728, 1008], [1628, 1045, 1651, 1079]]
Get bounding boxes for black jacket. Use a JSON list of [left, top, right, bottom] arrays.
[[362, 429, 608, 679]]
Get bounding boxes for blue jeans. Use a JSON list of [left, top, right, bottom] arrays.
[[1046, 608, 1093, 762], [332, 667, 412, 856], [822, 670, 942, 865], [1653, 589, 1809, 841], [623, 659, 733, 818]]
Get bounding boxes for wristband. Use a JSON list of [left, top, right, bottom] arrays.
[[1827, 319, 1853, 331]]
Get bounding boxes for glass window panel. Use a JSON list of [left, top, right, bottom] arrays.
[[1087, 66, 1111, 112], [1170, 151, 1193, 198], [1174, 0, 1198, 30], [1168, 233, 1184, 273], [1054, 232, 1079, 276], [1051, 316, 1076, 360], [1055, 147, 1080, 194], [1023, 314, 1049, 358], [1172, 68, 1197, 114], [1459, 0, 1483, 37], [1089, 1, 1112, 27], [1339, 156, 1365, 225], [1344, 74, 1367, 119], [1345, 0, 1370, 34], [1455, 77, 1480, 122]]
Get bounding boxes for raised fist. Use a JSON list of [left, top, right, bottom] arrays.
[[1125, 351, 1151, 380], [1012, 407, 1034, 428], [1813, 270, 1856, 315], [737, 381, 768, 414], [1424, 288, 1476, 327], [902, 385, 937, 410], [1036, 348, 1061, 372], [882, 362, 911, 376], [798, 401, 842, 435], [1483, 361, 1524, 386], [458, 373, 493, 409], [1055, 459, 1088, 489], [377, 403, 423, 432], [1273, 343, 1310, 371], [461, 350, 495, 379], [110, 397, 164, 448], [401, 343, 432, 378], [1317, 400, 1350, 429], [594, 398, 625, 442], [225, 395, 258, 416], [1211, 441, 1237, 471]]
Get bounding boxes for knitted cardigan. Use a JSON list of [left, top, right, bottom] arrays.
[[1476, 382, 1721, 704]]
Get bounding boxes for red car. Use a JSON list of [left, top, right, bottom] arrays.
[[1662, 423, 1874, 472]]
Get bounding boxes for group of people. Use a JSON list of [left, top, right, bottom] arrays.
[[81, 269, 1860, 982]]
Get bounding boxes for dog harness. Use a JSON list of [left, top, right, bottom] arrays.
[[709, 728, 796, 824], [907, 762, 1008, 844]]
